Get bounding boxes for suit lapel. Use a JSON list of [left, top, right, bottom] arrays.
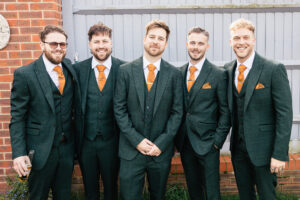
[[189, 59, 212, 106], [244, 54, 263, 112], [226, 61, 236, 113], [180, 63, 189, 109], [81, 58, 92, 115], [33, 56, 55, 113], [132, 57, 145, 113], [153, 59, 170, 116]]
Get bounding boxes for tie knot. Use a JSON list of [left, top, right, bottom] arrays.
[[238, 64, 247, 73], [189, 66, 197, 74], [53, 66, 63, 75], [148, 64, 156, 72], [97, 65, 106, 72]]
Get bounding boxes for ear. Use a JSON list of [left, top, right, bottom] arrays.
[[186, 42, 188, 48]]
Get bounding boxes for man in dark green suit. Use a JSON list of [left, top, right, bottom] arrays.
[[114, 20, 183, 200], [10, 25, 81, 200], [73, 22, 125, 200], [225, 18, 293, 199], [176, 27, 230, 200]]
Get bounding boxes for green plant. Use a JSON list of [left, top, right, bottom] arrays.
[[4, 175, 29, 200]]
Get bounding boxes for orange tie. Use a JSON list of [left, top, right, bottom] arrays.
[[147, 64, 156, 91], [96, 65, 106, 91], [53, 66, 65, 95], [237, 64, 247, 93], [187, 66, 197, 92]]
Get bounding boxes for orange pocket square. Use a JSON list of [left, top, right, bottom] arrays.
[[255, 83, 265, 89], [202, 82, 212, 89]]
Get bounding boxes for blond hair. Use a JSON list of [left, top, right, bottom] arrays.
[[230, 18, 255, 33], [145, 19, 170, 40]]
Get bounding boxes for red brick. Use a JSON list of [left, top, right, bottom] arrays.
[[9, 27, 20, 35], [7, 19, 30, 27], [21, 43, 40, 51], [32, 34, 41, 42], [22, 59, 35, 65], [0, 169, 3, 175], [33, 50, 43, 58], [0, 160, 12, 167], [30, 3, 57, 10], [44, 10, 61, 19], [1, 12, 18, 19], [9, 35, 31, 43], [0, 4, 4, 10], [1, 0, 16, 2], [5, 3, 29, 10], [4, 152, 12, 160], [0, 99, 10, 106], [1, 107, 11, 114], [5, 168, 15, 176], [2, 43, 20, 51], [0, 52, 8, 59], [20, 27, 43, 34], [0, 154, 3, 161], [31, 19, 59, 26], [0, 91, 11, 98], [0, 68, 10, 75], [18, 0, 40, 2], [0, 60, 21, 67], [0, 115, 10, 121], [9, 51, 32, 59], [19, 11, 42, 18], [0, 83, 10, 90]]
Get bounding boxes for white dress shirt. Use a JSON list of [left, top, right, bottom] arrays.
[[91, 55, 112, 86], [186, 57, 206, 85], [143, 56, 161, 82], [43, 54, 62, 88], [234, 51, 255, 87]]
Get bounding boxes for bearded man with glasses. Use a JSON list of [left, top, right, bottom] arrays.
[[9, 25, 81, 200]]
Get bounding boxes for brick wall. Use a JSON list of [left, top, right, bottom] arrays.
[[0, 0, 62, 193]]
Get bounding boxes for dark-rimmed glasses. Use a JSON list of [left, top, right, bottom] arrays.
[[43, 41, 68, 49]]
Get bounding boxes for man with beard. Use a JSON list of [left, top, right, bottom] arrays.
[[73, 22, 125, 200], [175, 27, 230, 199], [225, 18, 292, 199], [114, 19, 183, 200], [10, 25, 81, 200]]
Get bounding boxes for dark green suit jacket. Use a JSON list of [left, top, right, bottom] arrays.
[[225, 53, 293, 166], [114, 57, 183, 161], [9, 55, 81, 170], [73, 56, 125, 154], [176, 59, 230, 155]]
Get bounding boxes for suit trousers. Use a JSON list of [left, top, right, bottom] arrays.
[[28, 141, 74, 200], [79, 135, 119, 200], [120, 153, 171, 200], [181, 138, 221, 200], [231, 141, 277, 200]]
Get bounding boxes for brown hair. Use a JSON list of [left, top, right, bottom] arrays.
[[230, 18, 255, 33], [188, 26, 209, 40], [40, 25, 68, 42], [88, 22, 112, 41], [145, 19, 170, 40]]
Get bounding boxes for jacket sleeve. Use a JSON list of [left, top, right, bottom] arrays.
[[9, 69, 30, 159]]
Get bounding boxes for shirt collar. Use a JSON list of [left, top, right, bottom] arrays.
[[237, 51, 255, 70], [143, 56, 161, 71], [92, 55, 112, 70], [42, 54, 62, 71], [188, 57, 206, 71]]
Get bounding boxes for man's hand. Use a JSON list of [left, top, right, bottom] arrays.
[[136, 139, 154, 155], [147, 144, 162, 157], [270, 157, 285, 174], [13, 156, 31, 177]]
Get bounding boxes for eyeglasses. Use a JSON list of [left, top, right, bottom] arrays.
[[43, 41, 68, 49]]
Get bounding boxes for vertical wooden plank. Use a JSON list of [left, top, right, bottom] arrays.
[[291, 124, 299, 139], [113, 15, 124, 59], [74, 15, 88, 62], [283, 13, 292, 60], [274, 13, 284, 60], [132, 14, 143, 60], [230, 13, 241, 60], [123, 15, 133, 61], [292, 70, 300, 115], [223, 13, 232, 62], [204, 13, 214, 60], [292, 13, 300, 60], [160, 14, 170, 61], [265, 12, 275, 59], [195, 13, 205, 28], [256, 13, 266, 57], [248, 13, 257, 52], [169, 14, 177, 62], [62, 0, 75, 61], [213, 13, 223, 61], [176, 14, 187, 62]]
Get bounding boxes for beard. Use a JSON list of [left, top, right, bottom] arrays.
[[44, 49, 66, 65], [144, 45, 164, 57], [91, 48, 112, 62], [188, 50, 204, 63]]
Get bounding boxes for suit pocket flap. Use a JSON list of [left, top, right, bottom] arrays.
[[26, 128, 40, 135], [26, 122, 41, 129], [259, 125, 274, 132]]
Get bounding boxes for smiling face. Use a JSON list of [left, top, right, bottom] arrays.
[[40, 32, 67, 65], [89, 33, 112, 62], [230, 28, 256, 63], [143, 27, 168, 58], [186, 32, 210, 65]]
